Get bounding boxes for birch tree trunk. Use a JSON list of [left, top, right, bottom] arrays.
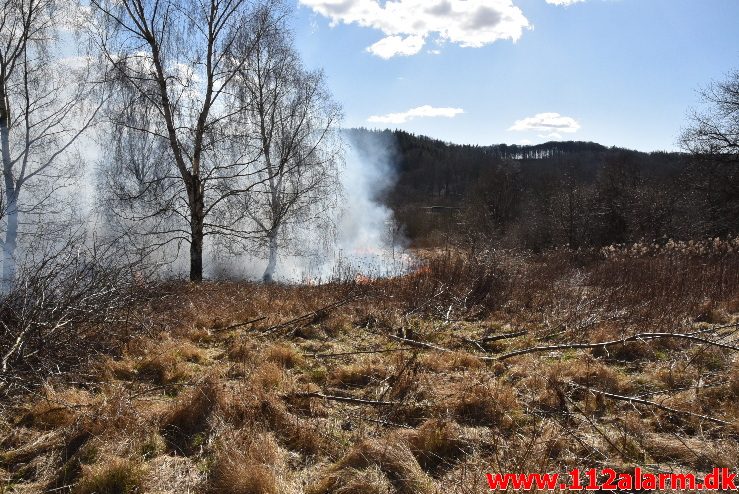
[[0, 96, 16, 290], [262, 230, 279, 282]]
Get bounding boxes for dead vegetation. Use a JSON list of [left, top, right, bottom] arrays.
[[0, 246, 737, 492]]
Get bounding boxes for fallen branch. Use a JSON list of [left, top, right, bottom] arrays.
[[492, 332, 739, 361], [459, 330, 528, 352], [128, 382, 188, 400], [568, 383, 731, 426], [480, 330, 528, 343], [291, 392, 401, 407], [636, 381, 724, 399], [459, 336, 487, 353], [262, 295, 356, 335], [387, 334, 453, 353], [307, 348, 408, 359], [361, 416, 414, 429], [366, 329, 738, 365]]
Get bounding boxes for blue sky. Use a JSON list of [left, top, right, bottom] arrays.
[[292, 0, 739, 151]]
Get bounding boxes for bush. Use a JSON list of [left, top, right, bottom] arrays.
[[0, 240, 147, 398]]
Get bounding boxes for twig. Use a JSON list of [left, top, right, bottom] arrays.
[[213, 316, 267, 333], [636, 381, 723, 399], [387, 334, 454, 353], [403, 285, 448, 317], [291, 392, 401, 407], [568, 383, 731, 426], [307, 348, 408, 359], [566, 394, 634, 461], [128, 382, 187, 400], [361, 416, 414, 429], [459, 336, 487, 353], [492, 332, 739, 361], [480, 330, 528, 343], [262, 295, 356, 335]]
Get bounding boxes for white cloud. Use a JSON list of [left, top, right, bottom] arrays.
[[367, 34, 425, 58], [508, 112, 580, 134], [368, 105, 464, 124], [299, 0, 530, 58], [545, 0, 586, 5]]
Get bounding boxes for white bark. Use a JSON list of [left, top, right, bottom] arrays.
[[2, 196, 18, 290], [262, 231, 278, 282], [0, 114, 16, 291], [0, 0, 100, 290], [232, 24, 342, 280]]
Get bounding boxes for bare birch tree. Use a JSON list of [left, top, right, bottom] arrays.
[[90, 0, 282, 281], [679, 70, 739, 236], [232, 25, 342, 282], [681, 69, 739, 161], [0, 0, 101, 290]]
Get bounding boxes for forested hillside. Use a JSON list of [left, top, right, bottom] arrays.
[[348, 129, 738, 250]]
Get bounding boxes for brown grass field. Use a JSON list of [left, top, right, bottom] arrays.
[[1, 241, 738, 493]]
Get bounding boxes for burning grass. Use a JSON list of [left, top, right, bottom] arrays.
[[1, 246, 737, 492]]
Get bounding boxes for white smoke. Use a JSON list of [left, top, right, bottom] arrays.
[[268, 129, 412, 282], [30, 128, 410, 284]]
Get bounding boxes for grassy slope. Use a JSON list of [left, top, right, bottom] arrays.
[[1, 243, 738, 493]]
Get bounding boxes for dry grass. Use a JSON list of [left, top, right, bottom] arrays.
[[307, 439, 433, 494], [730, 362, 739, 397], [333, 467, 394, 494], [100, 336, 208, 385], [265, 342, 305, 369], [328, 358, 389, 388], [2, 247, 737, 492], [224, 337, 252, 358], [418, 351, 484, 373], [445, 381, 521, 428], [403, 419, 470, 472], [75, 457, 146, 494], [135, 338, 206, 384], [159, 376, 224, 454], [21, 386, 95, 430], [208, 431, 284, 494], [143, 455, 204, 493], [250, 362, 288, 391], [212, 463, 278, 494]]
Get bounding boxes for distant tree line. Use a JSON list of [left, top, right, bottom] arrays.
[[348, 126, 738, 252]]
